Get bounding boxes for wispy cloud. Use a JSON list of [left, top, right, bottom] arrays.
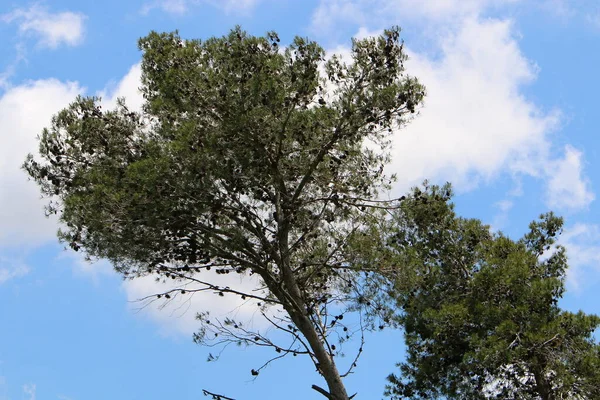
[[0, 43, 27, 90], [2, 5, 86, 49], [23, 383, 36, 400], [0, 258, 30, 285], [586, 12, 600, 29], [559, 223, 600, 291], [491, 199, 514, 231], [141, 0, 260, 16], [311, 0, 520, 34]]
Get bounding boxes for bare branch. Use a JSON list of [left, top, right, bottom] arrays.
[[202, 389, 236, 400]]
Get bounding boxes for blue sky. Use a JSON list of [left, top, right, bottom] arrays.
[[1, 0, 599, 399]]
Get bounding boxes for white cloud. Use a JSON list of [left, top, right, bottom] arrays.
[[309, 0, 597, 220], [353, 27, 383, 40], [142, 0, 260, 15], [542, 0, 576, 18], [0, 43, 27, 91], [124, 271, 269, 336], [311, 0, 365, 31], [0, 257, 30, 285], [496, 199, 514, 213], [546, 145, 594, 210], [491, 199, 514, 231], [97, 63, 144, 111], [559, 223, 600, 291], [23, 383, 36, 400], [2, 5, 86, 49], [386, 17, 559, 193], [56, 251, 114, 282], [97, 63, 144, 112], [313, 2, 594, 210], [0, 79, 84, 248], [0, 62, 140, 259], [586, 12, 600, 29], [0, 62, 143, 251], [311, 0, 519, 33]]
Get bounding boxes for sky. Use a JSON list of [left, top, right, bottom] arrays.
[[1, 0, 600, 399]]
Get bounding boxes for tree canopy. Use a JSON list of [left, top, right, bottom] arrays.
[[24, 26, 424, 400], [384, 184, 600, 400]]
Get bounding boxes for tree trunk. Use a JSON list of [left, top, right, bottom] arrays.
[[532, 366, 554, 400], [292, 310, 350, 400], [275, 214, 350, 400]]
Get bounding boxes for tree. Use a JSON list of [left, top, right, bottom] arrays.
[[383, 184, 600, 400], [24, 27, 424, 400]]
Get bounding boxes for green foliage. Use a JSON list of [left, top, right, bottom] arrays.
[[384, 184, 600, 400], [24, 27, 424, 400]]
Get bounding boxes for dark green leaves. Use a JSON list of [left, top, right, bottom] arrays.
[[384, 186, 600, 400]]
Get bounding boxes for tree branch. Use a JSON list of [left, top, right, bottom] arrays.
[[311, 384, 332, 399], [202, 389, 236, 400]]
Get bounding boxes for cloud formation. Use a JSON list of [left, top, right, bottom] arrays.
[[312, 1, 594, 212], [2, 5, 86, 49], [311, 0, 519, 33], [23, 383, 36, 400], [559, 223, 600, 291], [0, 79, 83, 247], [97, 63, 144, 111], [387, 17, 557, 192], [546, 146, 594, 210], [0, 257, 30, 285], [142, 0, 260, 15], [124, 271, 268, 336]]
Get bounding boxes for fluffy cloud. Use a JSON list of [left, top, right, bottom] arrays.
[[0, 61, 139, 272], [386, 17, 559, 193], [97, 63, 144, 111], [0, 79, 84, 248], [142, 0, 260, 15], [546, 146, 594, 210], [2, 5, 86, 49], [0, 64, 141, 250], [311, 1, 594, 212]]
